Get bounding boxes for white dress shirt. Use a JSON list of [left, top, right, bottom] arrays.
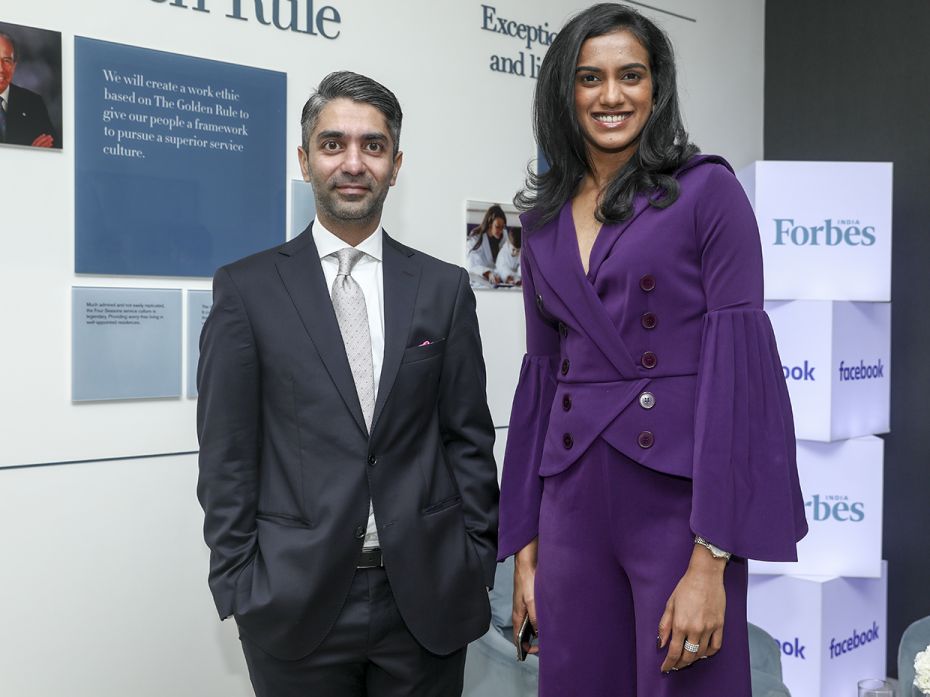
[[312, 218, 385, 549]]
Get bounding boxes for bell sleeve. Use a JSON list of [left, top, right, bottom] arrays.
[[498, 243, 560, 560], [689, 165, 809, 562]]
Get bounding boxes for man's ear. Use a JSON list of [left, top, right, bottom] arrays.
[[297, 146, 311, 182], [390, 150, 403, 186]]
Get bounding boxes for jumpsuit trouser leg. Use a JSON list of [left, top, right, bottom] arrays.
[[536, 439, 751, 697]]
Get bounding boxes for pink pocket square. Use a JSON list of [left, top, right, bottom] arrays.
[[418, 340, 433, 347]]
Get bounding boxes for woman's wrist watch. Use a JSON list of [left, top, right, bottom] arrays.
[[694, 535, 731, 561]]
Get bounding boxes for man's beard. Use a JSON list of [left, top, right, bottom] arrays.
[[315, 176, 389, 224]]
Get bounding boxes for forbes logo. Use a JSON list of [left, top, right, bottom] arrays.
[[805, 494, 865, 522], [774, 218, 876, 246], [829, 622, 880, 659]]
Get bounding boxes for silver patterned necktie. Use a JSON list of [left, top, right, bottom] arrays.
[[331, 247, 375, 432]]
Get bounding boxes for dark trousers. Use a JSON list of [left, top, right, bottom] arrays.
[[240, 567, 467, 697]]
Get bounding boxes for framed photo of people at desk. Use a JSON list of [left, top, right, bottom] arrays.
[[465, 199, 522, 291]]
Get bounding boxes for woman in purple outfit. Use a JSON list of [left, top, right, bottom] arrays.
[[498, 4, 808, 696]]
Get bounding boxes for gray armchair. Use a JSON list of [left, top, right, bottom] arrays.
[[463, 557, 538, 697], [464, 559, 790, 697], [898, 615, 930, 697], [748, 622, 792, 697]]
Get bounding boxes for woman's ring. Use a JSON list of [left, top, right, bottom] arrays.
[[683, 640, 700, 653]]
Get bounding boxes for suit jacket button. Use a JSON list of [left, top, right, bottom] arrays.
[[354, 525, 366, 539], [641, 312, 657, 329], [562, 433, 573, 449], [560, 358, 570, 375], [562, 394, 572, 411], [637, 431, 655, 449], [559, 322, 568, 338], [641, 351, 657, 369], [367, 454, 377, 466], [639, 274, 656, 292], [639, 392, 656, 409], [536, 294, 544, 309]]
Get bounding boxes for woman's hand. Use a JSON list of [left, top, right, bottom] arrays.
[[512, 537, 539, 655], [657, 544, 727, 672]]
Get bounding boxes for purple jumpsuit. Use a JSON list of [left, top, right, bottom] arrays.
[[498, 155, 808, 697]]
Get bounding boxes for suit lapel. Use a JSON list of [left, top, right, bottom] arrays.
[[371, 233, 420, 433], [529, 203, 640, 378], [586, 192, 652, 280], [275, 225, 368, 437]]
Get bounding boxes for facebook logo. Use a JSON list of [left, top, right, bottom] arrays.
[[829, 622, 880, 658], [772, 636, 807, 660], [783, 361, 816, 381]]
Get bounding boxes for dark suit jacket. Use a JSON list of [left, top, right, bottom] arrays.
[[2, 84, 57, 147], [197, 226, 499, 660]]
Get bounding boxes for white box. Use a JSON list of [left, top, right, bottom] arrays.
[[749, 436, 885, 578], [751, 438, 883, 578], [738, 161, 892, 301], [748, 563, 888, 697], [767, 300, 890, 442]]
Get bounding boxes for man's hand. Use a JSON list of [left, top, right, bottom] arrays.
[[657, 544, 726, 672], [31, 133, 54, 148], [512, 537, 539, 656]]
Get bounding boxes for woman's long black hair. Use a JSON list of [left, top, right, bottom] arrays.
[[516, 3, 698, 227], [469, 204, 506, 253]]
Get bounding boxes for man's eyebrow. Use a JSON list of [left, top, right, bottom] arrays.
[[315, 131, 388, 141]]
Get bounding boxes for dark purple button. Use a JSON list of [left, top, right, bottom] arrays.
[[641, 351, 657, 369], [641, 312, 657, 329], [640, 274, 656, 292], [562, 394, 572, 411], [560, 359, 570, 375], [563, 433, 574, 449], [354, 525, 366, 539], [637, 431, 655, 449], [559, 322, 568, 338], [535, 294, 544, 309]]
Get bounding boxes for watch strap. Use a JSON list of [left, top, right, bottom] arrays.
[[694, 535, 732, 561]]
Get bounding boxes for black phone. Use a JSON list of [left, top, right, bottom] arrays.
[[516, 615, 536, 661]]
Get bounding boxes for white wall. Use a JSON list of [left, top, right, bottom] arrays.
[[0, 454, 251, 696], [0, 1, 765, 695]]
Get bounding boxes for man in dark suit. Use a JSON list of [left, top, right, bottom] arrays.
[[197, 71, 499, 697], [0, 32, 56, 148]]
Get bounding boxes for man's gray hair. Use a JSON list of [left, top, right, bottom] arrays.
[[300, 71, 402, 156]]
